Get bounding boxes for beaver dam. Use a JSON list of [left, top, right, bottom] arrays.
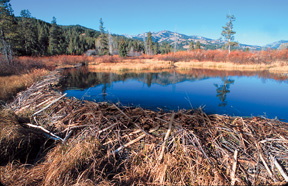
[[1, 69, 288, 185]]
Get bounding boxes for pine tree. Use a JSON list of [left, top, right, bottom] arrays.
[[118, 39, 127, 57], [189, 41, 195, 51], [195, 41, 201, 50], [38, 22, 49, 55], [19, 9, 38, 55], [0, 0, 18, 63], [98, 18, 109, 55], [146, 32, 153, 55], [48, 17, 58, 55], [160, 42, 171, 54], [48, 17, 65, 55], [221, 14, 237, 54], [153, 42, 159, 55]]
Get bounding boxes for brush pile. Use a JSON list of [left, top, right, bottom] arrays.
[[1, 70, 288, 185]]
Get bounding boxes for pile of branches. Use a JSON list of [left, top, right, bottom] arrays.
[[1, 70, 288, 185]]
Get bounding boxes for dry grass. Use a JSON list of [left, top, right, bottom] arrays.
[[89, 59, 172, 71], [87, 52, 288, 74], [175, 68, 288, 81], [174, 61, 272, 71], [15, 55, 94, 70], [0, 55, 92, 102], [1, 70, 288, 185], [0, 108, 48, 167], [0, 69, 49, 101], [155, 50, 288, 64], [89, 59, 288, 74]]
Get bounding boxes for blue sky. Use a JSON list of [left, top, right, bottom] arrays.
[[10, 0, 288, 46]]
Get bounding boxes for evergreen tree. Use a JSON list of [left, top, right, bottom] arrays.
[[48, 17, 59, 55], [189, 41, 195, 50], [48, 17, 65, 55], [132, 40, 139, 51], [67, 37, 74, 54], [195, 41, 201, 50], [221, 14, 237, 54], [146, 32, 153, 55], [19, 9, 38, 55], [38, 21, 49, 55], [160, 41, 171, 54], [0, 0, 18, 63], [127, 40, 133, 52], [98, 18, 109, 55], [118, 39, 127, 57], [153, 42, 160, 55]]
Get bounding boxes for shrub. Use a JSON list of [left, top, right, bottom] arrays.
[[154, 49, 288, 64]]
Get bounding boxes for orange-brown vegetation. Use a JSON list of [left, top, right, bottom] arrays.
[[89, 58, 171, 71], [0, 55, 93, 101], [14, 55, 95, 70], [0, 55, 94, 76], [89, 54, 155, 65], [88, 50, 288, 73], [0, 69, 49, 101], [176, 68, 288, 81], [1, 71, 288, 185], [155, 49, 288, 64]]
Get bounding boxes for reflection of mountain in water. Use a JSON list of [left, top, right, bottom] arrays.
[[59, 67, 288, 91], [140, 72, 209, 87], [59, 67, 209, 90]]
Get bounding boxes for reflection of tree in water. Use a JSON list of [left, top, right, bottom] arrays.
[[214, 77, 235, 107], [146, 73, 152, 87], [102, 83, 107, 100]]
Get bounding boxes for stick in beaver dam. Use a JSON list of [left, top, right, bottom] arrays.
[[23, 123, 63, 141], [32, 93, 67, 117], [271, 155, 288, 182], [230, 149, 238, 185], [113, 104, 155, 138], [158, 113, 175, 162], [113, 126, 159, 154]]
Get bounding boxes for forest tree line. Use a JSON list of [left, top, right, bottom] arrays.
[[0, 0, 176, 61]]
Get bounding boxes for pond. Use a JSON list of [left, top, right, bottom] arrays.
[[60, 67, 288, 121]]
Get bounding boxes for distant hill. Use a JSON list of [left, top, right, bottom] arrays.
[[125, 30, 223, 50], [124, 30, 287, 51], [264, 40, 288, 49]]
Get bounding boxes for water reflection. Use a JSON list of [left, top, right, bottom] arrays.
[[214, 77, 235, 107], [60, 68, 208, 90], [60, 67, 288, 90], [60, 67, 288, 120]]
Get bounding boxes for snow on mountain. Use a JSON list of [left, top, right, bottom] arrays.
[[124, 30, 286, 50], [264, 40, 288, 49]]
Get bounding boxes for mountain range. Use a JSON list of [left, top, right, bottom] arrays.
[[124, 30, 288, 51]]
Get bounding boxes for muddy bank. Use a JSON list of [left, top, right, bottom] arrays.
[[1, 70, 288, 185]]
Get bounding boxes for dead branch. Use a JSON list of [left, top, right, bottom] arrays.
[[158, 113, 175, 162], [113, 126, 159, 154], [24, 123, 63, 141], [231, 149, 238, 185], [32, 93, 67, 116], [271, 155, 288, 182]]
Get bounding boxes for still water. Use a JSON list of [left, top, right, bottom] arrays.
[[60, 68, 288, 121]]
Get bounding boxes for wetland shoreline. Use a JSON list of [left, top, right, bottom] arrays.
[[88, 59, 288, 75]]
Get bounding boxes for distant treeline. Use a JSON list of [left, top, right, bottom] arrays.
[[0, 1, 177, 59], [2, 12, 144, 56]]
